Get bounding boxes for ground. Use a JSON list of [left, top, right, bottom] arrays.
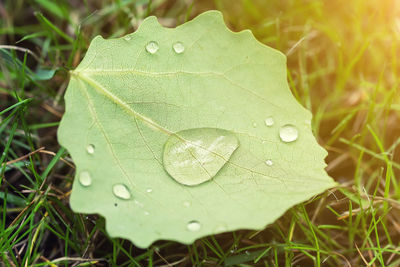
[[1, 0, 400, 266]]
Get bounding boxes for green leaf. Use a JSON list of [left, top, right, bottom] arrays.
[[57, 10, 336, 248]]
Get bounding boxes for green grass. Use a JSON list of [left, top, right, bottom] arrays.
[[1, 0, 399, 266]]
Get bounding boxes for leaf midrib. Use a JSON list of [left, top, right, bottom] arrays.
[[74, 72, 290, 185]]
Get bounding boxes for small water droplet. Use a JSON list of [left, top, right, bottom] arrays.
[[86, 144, 95, 154], [124, 35, 131, 41], [265, 117, 274, 127], [134, 199, 144, 207], [214, 223, 227, 232], [172, 42, 185, 54], [79, 171, 92, 187], [187, 221, 201, 232], [163, 128, 239, 186], [252, 122, 257, 127], [265, 159, 273, 166], [183, 201, 191, 207], [145, 41, 159, 54], [112, 184, 131, 200], [279, 124, 299, 143], [146, 188, 153, 193], [144, 211, 150, 215]]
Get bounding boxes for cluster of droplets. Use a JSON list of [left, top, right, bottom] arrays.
[[250, 116, 300, 167], [144, 41, 185, 54], [253, 117, 299, 143], [80, 139, 202, 231]]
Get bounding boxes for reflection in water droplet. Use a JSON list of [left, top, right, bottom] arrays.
[[172, 42, 185, 54], [112, 184, 131, 200], [265, 159, 273, 166], [183, 201, 191, 207], [146, 188, 153, 193], [86, 144, 95, 154], [163, 128, 239, 186], [145, 41, 159, 54], [279, 124, 299, 143], [265, 117, 274, 127], [187, 221, 201, 231], [79, 171, 92, 187]]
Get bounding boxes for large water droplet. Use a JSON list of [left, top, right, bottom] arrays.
[[112, 184, 131, 200], [279, 124, 299, 143], [163, 128, 239, 186], [265, 117, 274, 127], [187, 221, 201, 232], [172, 42, 185, 54], [145, 41, 159, 54], [79, 171, 92, 187], [86, 144, 95, 154]]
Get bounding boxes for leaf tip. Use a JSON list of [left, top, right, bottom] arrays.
[[138, 15, 163, 31]]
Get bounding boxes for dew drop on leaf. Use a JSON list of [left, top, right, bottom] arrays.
[[265, 117, 274, 127], [145, 41, 159, 54], [134, 199, 143, 207], [112, 184, 131, 200], [124, 36, 131, 41], [86, 144, 95, 154], [265, 159, 273, 166], [79, 171, 92, 187], [146, 188, 153, 193], [214, 223, 227, 232], [163, 128, 239, 186], [183, 201, 191, 207], [279, 124, 299, 143], [187, 221, 201, 231], [172, 42, 185, 54]]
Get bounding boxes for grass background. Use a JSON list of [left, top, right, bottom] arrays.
[[1, 0, 399, 266]]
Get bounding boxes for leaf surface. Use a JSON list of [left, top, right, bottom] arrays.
[[58, 11, 336, 248]]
